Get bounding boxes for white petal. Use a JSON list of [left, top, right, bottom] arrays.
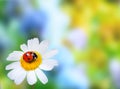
[[40, 59, 58, 71], [6, 62, 20, 70], [20, 44, 28, 52], [43, 50, 58, 59], [7, 51, 23, 61], [7, 65, 26, 84], [7, 69, 18, 80], [39, 40, 49, 54], [27, 38, 40, 51], [27, 71, 37, 85], [14, 68, 26, 85], [35, 68, 48, 84]]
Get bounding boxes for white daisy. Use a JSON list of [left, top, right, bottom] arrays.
[[6, 38, 58, 85]]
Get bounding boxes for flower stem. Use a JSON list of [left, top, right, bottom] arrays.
[[32, 85, 34, 89]]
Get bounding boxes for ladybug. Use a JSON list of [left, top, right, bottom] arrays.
[[23, 51, 37, 63]]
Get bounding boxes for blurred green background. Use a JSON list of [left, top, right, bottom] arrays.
[[0, 0, 120, 89]]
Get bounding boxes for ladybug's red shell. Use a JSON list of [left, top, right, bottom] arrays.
[[23, 52, 37, 63]]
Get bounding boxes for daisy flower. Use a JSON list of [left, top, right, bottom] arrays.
[[6, 38, 58, 85]]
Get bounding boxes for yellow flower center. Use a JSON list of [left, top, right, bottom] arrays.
[[20, 51, 42, 71]]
